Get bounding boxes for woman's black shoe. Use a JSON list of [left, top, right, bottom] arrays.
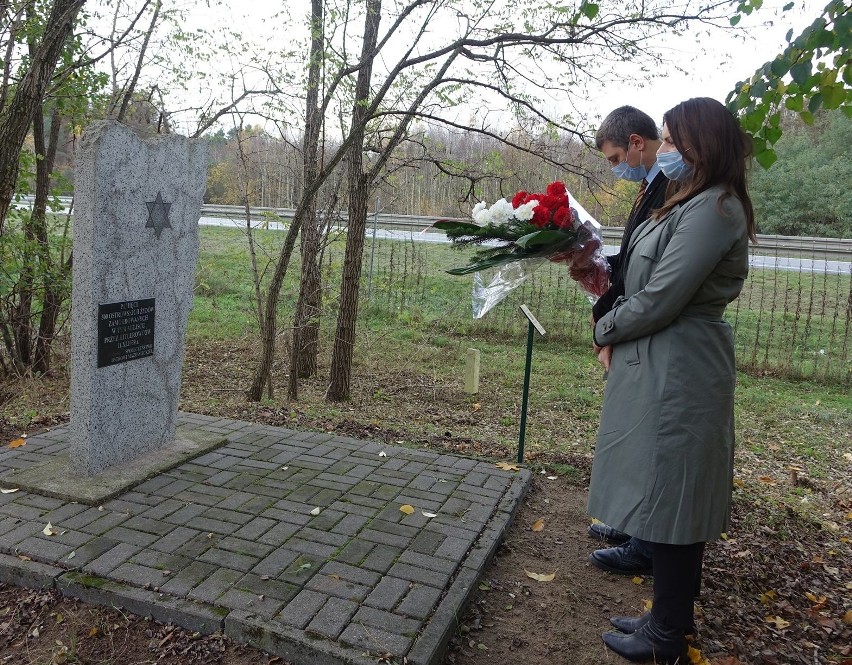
[[610, 612, 696, 636], [610, 612, 650, 633], [602, 615, 687, 663]]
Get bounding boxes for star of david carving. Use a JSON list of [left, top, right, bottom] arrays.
[[145, 192, 172, 239]]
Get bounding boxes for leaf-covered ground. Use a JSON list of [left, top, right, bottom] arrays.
[[0, 337, 849, 664]]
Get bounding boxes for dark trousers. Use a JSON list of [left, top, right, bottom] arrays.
[[650, 541, 705, 630]]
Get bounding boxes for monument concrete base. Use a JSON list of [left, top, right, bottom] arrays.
[[1, 425, 226, 505]]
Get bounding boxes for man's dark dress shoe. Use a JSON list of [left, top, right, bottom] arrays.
[[590, 541, 653, 575], [602, 615, 687, 664], [611, 612, 696, 636], [587, 522, 631, 545]]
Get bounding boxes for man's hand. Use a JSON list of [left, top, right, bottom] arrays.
[[597, 345, 613, 371]]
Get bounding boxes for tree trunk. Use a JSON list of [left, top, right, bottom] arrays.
[[32, 107, 65, 374], [0, 0, 85, 233], [326, 0, 381, 402], [247, 213, 302, 401], [288, 0, 324, 400]]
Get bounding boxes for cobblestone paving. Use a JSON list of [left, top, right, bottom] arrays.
[[0, 413, 530, 665]]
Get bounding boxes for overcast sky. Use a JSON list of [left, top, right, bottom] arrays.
[[177, 0, 821, 133]]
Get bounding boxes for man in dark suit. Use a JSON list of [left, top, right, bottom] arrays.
[[587, 106, 669, 575]]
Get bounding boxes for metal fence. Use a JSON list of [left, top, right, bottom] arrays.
[[350, 230, 852, 386], [198, 209, 851, 385]]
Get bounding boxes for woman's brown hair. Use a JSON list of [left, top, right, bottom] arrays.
[[653, 97, 757, 242]]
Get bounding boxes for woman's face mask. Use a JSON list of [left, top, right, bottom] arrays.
[[656, 149, 694, 182]]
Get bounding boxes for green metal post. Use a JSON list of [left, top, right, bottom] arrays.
[[517, 320, 535, 463]]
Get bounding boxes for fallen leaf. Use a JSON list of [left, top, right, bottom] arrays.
[[758, 476, 775, 484], [720, 532, 728, 540], [0, 488, 19, 494], [7, 438, 25, 449], [805, 591, 827, 607], [495, 462, 520, 471], [260, 575, 270, 581], [476, 643, 488, 651], [328, 574, 340, 580], [642, 599, 653, 612], [280, 466, 289, 470], [531, 518, 545, 532], [687, 643, 711, 664], [759, 590, 777, 605], [421, 511, 437, 518], [842, 610, 852, 625], [67, 551, 75, 560], [632, 576, 645, 585], [590, 518, 604, 525], [18, 555, 31, 561], [378, 451, 387, 457], [523, 569, 555, 582], [88, 627, 98, 638], [765, 615, 791, 630], [472, 403, 481, 411], [399, 504, 415, 515], [310, 507, 321, 516], [42, 522, 58, 536], [816, 616, 836, 631]]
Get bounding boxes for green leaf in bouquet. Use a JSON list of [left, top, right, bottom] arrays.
[[432, 220, 483, 234], [445, 253, 520, 275], [514, 229, 573, 250]]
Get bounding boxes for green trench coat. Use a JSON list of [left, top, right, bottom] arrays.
[[588, 186, 749, 545]]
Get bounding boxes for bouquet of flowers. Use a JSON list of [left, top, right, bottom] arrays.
[[434, 181, 610, 318]]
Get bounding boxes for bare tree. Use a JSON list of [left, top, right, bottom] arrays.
[[242, 0, 733, 401], [0, 0, 86, 233]]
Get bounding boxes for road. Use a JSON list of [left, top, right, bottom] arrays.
[[198, 216, 852, 276]]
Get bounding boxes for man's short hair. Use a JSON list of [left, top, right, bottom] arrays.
[[595, 106, 659, 150]]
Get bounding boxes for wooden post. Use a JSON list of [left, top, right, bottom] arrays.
[[464, 348, 480, 394]]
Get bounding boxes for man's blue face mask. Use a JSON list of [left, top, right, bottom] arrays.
[[611, 143, 647, 182]]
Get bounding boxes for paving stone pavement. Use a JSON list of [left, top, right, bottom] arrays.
[[0, 413, 531, 665]]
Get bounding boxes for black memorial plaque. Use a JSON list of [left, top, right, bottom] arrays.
[[97, 298, 155, 368]]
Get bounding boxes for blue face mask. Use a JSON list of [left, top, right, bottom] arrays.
[[657, 150, 694, 182], [611, 145, 647, 182]]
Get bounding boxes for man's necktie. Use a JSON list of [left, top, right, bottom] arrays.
[[633, 178, 648, 210]]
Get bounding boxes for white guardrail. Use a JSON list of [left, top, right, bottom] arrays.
[[19, 197, 852, 260], [199, 204, 852, 261]]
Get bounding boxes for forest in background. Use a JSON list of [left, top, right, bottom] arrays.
[[200, 109, 852, 237]]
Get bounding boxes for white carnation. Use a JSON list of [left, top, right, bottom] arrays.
[[489, 198, 514, 226], [513, 199, 539, 222], [473, 206, 492, 225], [472, 201, 487, 216]]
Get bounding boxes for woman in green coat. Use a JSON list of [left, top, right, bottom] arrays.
[[588, 97, 756, 664]]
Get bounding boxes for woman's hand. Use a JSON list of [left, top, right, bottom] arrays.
[[596, 344, 613, 371]]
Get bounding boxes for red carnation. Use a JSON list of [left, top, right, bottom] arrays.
[[511, 191, 528, 208], [531, 204, 550, 227], [553, 206, 573, 229], [537, 194, 558, 210], [546, 181, 567, 198]]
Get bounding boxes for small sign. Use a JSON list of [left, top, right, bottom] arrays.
[[97, 298, 155, 368], [519, 304, 546, 336]]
